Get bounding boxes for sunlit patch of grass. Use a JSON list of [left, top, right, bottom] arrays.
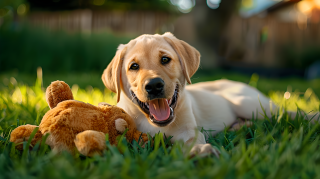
[[269, 88, 320, 113], [71, 84, 116, 106]]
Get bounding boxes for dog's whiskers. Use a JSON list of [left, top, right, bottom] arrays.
[[164, 116, 181, 134]]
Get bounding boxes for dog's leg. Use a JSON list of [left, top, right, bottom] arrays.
[[230, 94, 319, 123], [229, 120, 253, 131], [174, 129, 220, 158], [204, 80, 318, 122], [189, 144, 220, 158], [186, 133, 220, 158]]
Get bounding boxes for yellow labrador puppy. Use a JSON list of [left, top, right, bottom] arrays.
[[102, 32, 317, 156]]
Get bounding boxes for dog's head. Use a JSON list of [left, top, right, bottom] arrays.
[[102, 32, 200, 127]]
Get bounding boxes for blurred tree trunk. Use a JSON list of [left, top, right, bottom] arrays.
[[194, 0, 240, 67]]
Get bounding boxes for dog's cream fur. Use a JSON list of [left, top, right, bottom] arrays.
[[102, 32, 317, 156]]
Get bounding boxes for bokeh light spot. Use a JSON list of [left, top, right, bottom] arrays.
[[297, 1, 313, 14], [315, 0, 320, 9], [284, 92, 291, 99], [207, 0, 221, 9], [0, 8, 8, 17], [242, 0, 253, 9], [171, 0, 195, 13], [17, 4, 27, 15], [93, 0, 105, 6]]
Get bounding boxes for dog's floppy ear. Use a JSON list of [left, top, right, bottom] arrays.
[[102, 45, 127, 103], [163, 33, 200, 84]]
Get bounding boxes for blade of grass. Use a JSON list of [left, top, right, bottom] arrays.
[[22, 127, 39, 159]]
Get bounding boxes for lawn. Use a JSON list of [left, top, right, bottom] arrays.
[[1, 71, 320, 178]]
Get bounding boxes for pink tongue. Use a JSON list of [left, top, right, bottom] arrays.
[[149, 99, 170, 121]]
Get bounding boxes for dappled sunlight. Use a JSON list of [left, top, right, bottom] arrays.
[[11, 86, 47, 109], [269, 88, 320, 113], [72, 84, 116, 106]]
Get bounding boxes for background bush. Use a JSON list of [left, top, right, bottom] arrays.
[[281, 44, 320, 68], [0, 26, 132, 73]]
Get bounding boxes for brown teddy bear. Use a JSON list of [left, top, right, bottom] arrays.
[[10, 81, 148, 156]]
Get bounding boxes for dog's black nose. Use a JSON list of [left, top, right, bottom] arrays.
[[145, 78, 165, 95]]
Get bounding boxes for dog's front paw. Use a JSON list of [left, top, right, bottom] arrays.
[[189, 144, 220, 158]]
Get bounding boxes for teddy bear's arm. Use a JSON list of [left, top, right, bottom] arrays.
[[114, 118, 128, 133], [74, 118, 127, 157], [10, 124, 43, 150]]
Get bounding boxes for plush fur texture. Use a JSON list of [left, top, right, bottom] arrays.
[[10, 81, 148, 156], [10, 124, 43, 150], [74, 130, 106, 156], [46, 80, 74, 109]]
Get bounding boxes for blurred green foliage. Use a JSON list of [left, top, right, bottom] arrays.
[[0, 0, 25, 18], [0, 0, 27, 29], [27, 0, 173, 12], [281, 44, 320, 68], [0, 26, 133, 73]]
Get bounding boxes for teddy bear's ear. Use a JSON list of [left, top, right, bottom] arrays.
[[102, 45, 127, 103], [46, 80, 74, 109]]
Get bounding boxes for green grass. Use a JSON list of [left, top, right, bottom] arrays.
[[1, 72, 320, 178]]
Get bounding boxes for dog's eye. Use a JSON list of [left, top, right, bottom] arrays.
[[130, 63, 139, 70], [161, 56, 171, 65]]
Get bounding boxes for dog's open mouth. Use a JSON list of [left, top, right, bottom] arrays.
[[131, 86, 179, 127]]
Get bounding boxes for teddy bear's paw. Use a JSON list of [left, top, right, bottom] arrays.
[[115, 118, 128, 133], [74, 130, 106, 157], [189, 144, 220, 158]]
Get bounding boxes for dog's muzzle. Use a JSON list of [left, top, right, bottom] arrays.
[[131, 85, 179, 127]]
